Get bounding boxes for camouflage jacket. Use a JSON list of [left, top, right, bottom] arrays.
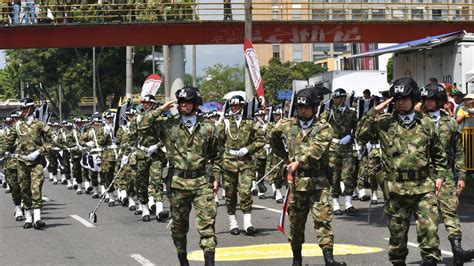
[[143, 109, 222, 190], [217, 116, 265, 172], [355, 109, 447, 195], [434, 111, 466, 182], [327, 105, 358, 151], [116, 121, 137, 156], [97, 124, 117, 162], [270, 116, 333, 191], [254, 121, 271, 160], [80, 126, 102, 154], [1, 127, 18, 169], [0, 116, 53, 165], [136, 111, 166, 160]]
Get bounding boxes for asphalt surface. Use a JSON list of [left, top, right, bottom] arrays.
[[1, 179, 474, 266]]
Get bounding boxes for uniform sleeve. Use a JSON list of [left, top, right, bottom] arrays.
[[96, 127, 108, 146], [40, 124, 53, 154], [454, 123, 466, 181], [298, 122, 333, 169], [0, 128, 17, 154], [245, 124, 265, 154], [269, 120, 289, 161], [355, 109, 380, 143], [428, 122, 447, 181]]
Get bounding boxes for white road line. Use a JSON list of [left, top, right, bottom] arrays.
[[69, 214, 96, 228], [383, 238, 453, 256], [130, 254, 155, 266], [252, 204, 281, 214]]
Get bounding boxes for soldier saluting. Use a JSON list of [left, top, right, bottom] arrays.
[[143, 87, 221, 266], [0, 98, 53, 229], [356, 78, 446, 265], [270, 88, 346, 266]]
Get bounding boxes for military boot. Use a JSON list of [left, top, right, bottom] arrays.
[[204, 251, 215, 266], [450, 237, 474, 265], [322, 248, 346, 266], [23, 209, 32, 229], [14, 205, 24, 221], [292, 246, 302, 266], [177, 253, 189, 266], [33, 208, 46, 230], [420, 262, 436, 266]]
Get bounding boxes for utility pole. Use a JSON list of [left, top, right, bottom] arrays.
[[163, 45, 170, 100], [192, 45, 197, 87], [244, 0, 253, 100], [58, 84, 62, 121], [126, 46, 133, 99], [93, 47, 96, 114], [152, 46, 156, 74]]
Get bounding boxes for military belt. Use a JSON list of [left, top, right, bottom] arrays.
[[390, 169, 428, 182], [299, 171, 323, 178], [173, 169, 206, 179]]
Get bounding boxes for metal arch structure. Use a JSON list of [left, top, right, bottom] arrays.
[[2, 21, 474, 49]]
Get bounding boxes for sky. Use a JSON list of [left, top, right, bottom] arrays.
[[184, 45, 244, 76]]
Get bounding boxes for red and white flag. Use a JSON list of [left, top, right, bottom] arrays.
[[140, 74, 162, 97], [244, 38, 265, 106]]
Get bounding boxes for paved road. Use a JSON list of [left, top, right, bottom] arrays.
[[1, 179, 474, 266]]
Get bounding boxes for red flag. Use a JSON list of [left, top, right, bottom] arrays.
[[140, 74, 162, 97], [277, 187, 291, 234], [244, 38, 265, 106]]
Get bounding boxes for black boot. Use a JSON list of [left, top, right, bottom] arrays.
[[204, 251, 215, 266], [177, 253, 189, 266], [323, 248, 346, 266], [450, 237, 474, 265], [420, 262, 436, 266], [292, 246, 302, 266]]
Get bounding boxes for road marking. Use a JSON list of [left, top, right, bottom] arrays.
[[69, 214, 96, 228], [383, 238, 453, 256], [252, 204, 281, 214], [188, 243, 383, 261], [130, 254, 155, 266]]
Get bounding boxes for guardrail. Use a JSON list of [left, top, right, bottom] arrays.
[[462, 127, 474, 171], [0, 1, 473, 26]]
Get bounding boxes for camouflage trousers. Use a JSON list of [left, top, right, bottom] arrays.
[[266, 153, 284, 189], [47, 150, 60, 175], [356, 154, 378, 191], [254, 157, 266, 179], [132, 151, 153, 204], [438, 178, 462, 239], [148, 160, 164, 202], [62, 149, 71, 179], [223, 168, 253, 215], [328, 147, 356, 197], [115, 162, 136, 197], [169, 183, 217, 253], [385, 192, 442, 263], [5, 166, 22, 206], [71, 151, 83, 184], [288, 188, 334, 250], [100, 150, 117, 193], [18, 160, 45, 210]]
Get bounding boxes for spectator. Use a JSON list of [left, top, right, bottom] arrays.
[[363, 89, 371, 100], [12, 0, 20, 25], [453, 89, 465, 118], [456, 93, 474, 126], [23, 0, 37, 24]]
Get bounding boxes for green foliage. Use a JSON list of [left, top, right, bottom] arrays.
[[199, 64, 245, 102], [387, 56, 393, 83]]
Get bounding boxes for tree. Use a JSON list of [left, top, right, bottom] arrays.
[[387, 56, 394, 83], [199, 64, 244, 102]]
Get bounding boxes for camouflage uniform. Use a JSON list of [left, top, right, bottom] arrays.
[[2, 127, 22, 208], [145, 108, 221, 256], [270, 116, 335, 251], [69, 125, 85, 193], [265, 122, 285, 194], [97, 124, 118, 201], [114, 123, 137, 205], [326, 105, 358, 204], [253, 119, 269, 197], [217, 115, 265, 220], [356, 108, 446, 263], [80, 126, 101, 196], [434, 111, 465, 239], [47, 128, 61, 182]]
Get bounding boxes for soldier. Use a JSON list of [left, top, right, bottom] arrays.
[[133, 95, 167, 222], [143, 87, 221, 265], [2, 111, 24, 221], [270, 89, 346, 266], [47, 122, 62, 185], [253, 109, 269, 199], [326, 88, 359, 215], [0, 98, 53, 229], [266, 106, 284, 204], [420, 84, 474, 265], [71, 117, 87, 194], [356, 78, 446, 265], [81, 114, 103, 199], [58, 120, 74, 189], [218, 95, 265, 236], [97, 110, 119, 206]]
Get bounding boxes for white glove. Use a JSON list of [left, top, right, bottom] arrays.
[[236, 147, 249, 157], [120, 155, 129, 167], [366, 143, 373, 152], [147, 145, 158, 156], [4, 151, 10, 158], [25, 150, 40, 161], [227, 149, 238, 156], [339, 135, 352, 145], [90, 147, 103, 153], [86, 141, 95, 148]]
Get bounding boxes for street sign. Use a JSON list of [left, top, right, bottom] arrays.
[[277, 91, 293, 100]]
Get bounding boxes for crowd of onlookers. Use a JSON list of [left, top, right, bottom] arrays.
[[0, 1, 196, 25]]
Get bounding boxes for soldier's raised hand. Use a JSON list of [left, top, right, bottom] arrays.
[[158, 100, 177, 112], [374, 97, 394, 112]]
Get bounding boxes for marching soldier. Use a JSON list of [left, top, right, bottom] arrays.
[[356, 78, 446, 265], [266, 106, 284, 203], [71, 118, 87, 194], [81, 114, 103, 198], [218, 95, 265, 236], [58, 120, 74, 189], [420, 84, 474, 265], [253, 109, 269, 199], [0, 98, 53, 229], [2, 111, 24, 221], [47, 122, 61, 185], [326, 88, 359, 215], [143, 87, 221, 265], [270, 88, 346, 266]]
